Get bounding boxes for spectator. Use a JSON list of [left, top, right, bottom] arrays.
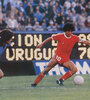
[[28, 8, 34, 22], [25, 2, 31, 16], [25, 23, 32, 31], [10, 6, 17, 17], [44, 2, 48, 12], [80, 0, 86, 7], [58, 0, 66, 6], [31, 17, 37, 26], [22, 0, 27, 9], [34, 0, 39, 4], [72, 0, 78, 8], [60, 20, 65, 30], [35, 6, 39, 12], [71, 11, 78, 23], [18, 3, 25, 14], [56, 13, 64, 25], [78, 13, 86, 27], [64, 0, 71, 10], [47, 21, 57, 31], [0, 7, 3, 19], [85, 2, 90, 16], [65, 16, 73, 23], [74, 22, 79, 31], [47, 1, 54, 20], [80, 23, 89, 31], [84, 16, 90, 28], [7, 15, 18, 30], [70, 2, 76, 12], [66, 9, 72, 18], [16, 0, 23, 8], [30, 0, 34, 6], [6, 1, 11, 17], [0, 17, 7, 30], [32, 21, 43, 31], [41, 22, 47, 31], [17, 16, 25, 30], [74, 3, 82, 14], [55, 23, 60, 30], [54, 2, 61, 13], [18, 12, 25, 25], [39, 2, 45, 13], [34, 10, 43, 23], [0, 0, 3, 9], [53, 5, 57, 18], [42, 18, 48, 27]]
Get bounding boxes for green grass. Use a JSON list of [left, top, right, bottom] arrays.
[[0, 75, 90, 100]]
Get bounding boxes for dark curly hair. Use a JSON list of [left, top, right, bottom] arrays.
[[0, 29, 14, 45], [63, 23, 75, 32]]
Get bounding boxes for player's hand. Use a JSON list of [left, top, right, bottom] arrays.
[[36, 44, 43, 48]]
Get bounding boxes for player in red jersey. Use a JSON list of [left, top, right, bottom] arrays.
[[31, 23, 90, 87]]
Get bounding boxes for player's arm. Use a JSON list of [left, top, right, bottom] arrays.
[[36, 37, 52, 48], [79, 39, 90, 45]]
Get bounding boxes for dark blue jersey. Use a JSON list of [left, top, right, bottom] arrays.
[[0, 43, 11, 57], [0, 45, 7, 57]]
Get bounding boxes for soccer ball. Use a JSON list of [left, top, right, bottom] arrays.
[[73, 75, 84, 85]]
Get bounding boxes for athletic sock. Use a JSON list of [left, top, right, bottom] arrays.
[[34, 73, 45, 85], [59, 71, 72, 81]]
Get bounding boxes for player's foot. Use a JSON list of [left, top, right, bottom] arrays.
[[56, 79, 64, 86], [31, 83, 37, 87]]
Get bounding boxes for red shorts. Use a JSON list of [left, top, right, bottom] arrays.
[[54, 54, 70, 65]]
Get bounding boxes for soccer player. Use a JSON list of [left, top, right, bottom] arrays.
[[31, 23, 90, 87], [0, 29, 14, 78]]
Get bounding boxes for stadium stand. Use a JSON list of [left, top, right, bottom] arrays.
[[0, 0, 89, 31]]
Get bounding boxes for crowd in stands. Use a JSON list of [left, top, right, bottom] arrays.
[[0, 0, 90, 31]]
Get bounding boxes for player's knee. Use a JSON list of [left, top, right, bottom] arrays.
[[43, 66, 52, 74], [43, 70, 48, 74], [0, 73, 4, 78], [74, 67, 78, 73]]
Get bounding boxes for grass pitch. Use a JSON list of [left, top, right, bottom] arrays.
[[0, 75, 90, 100]]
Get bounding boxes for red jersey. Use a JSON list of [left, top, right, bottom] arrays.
[[52, 33, 79, 64]]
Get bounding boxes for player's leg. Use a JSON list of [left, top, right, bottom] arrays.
[[57, 60, 77, 85], [31, 56, 58, 87], [0, 69, 4, 78]]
